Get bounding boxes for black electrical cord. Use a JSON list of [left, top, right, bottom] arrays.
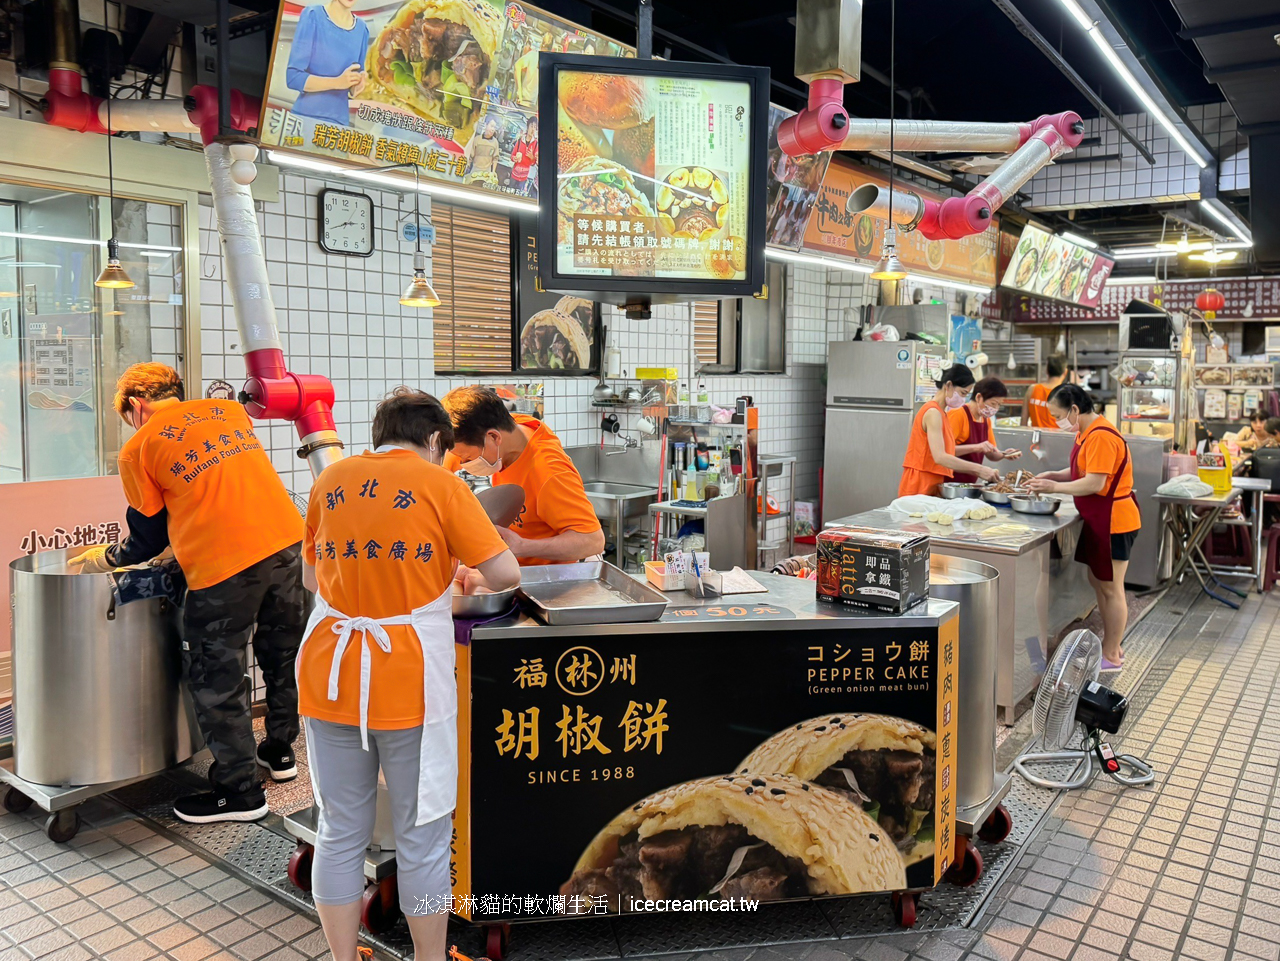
[[105, 85, 116, 245], [887, 0, 895, 231]]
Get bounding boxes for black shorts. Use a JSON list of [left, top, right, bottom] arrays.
[[1111, 531, 1138, 561]]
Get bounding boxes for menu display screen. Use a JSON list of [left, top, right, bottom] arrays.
[[1000, 224, 1115, 308], [539, 54, 768, 300]]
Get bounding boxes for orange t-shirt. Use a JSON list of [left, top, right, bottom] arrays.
[[300, 449, 507, 729], [947, 406, 996, 448], [1073, 420, 1141, 534], [1027, 383, 1056, 429], [898, 401, 954, 497], [117, 399, 303, 590], [446, 414, 600, 566]]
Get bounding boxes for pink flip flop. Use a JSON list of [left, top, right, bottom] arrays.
[[1099, 657, 1124, 673]]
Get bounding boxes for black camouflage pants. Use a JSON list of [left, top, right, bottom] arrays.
[[182, 543, 304, 796]]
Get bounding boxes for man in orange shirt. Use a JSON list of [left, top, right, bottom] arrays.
[[1025, 354, 1068, 429], [442, 386, 604, 565], [69, 363, 305, 823], [300, 388, 518, 961]]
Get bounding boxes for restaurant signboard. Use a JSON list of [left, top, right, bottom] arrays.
[[1000, 223, 1114, 308], [803, 159, 999, 288], [258, 0, 626, 201], [1006, 275, 1280, 323], [449, 614, 959, 919]]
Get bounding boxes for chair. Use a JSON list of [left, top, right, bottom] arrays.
[[1252, 450, 1280, 592]]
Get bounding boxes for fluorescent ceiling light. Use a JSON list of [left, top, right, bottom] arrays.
[[1054, 0, 1209, 168], [765, 247, 994, 294], [0, 230, 180, 252], [267, 151, 540, 213], [1189, 249, 1239, 264], [1115, 240, 1251, 259], [765, 248, 874, 274], [1112, 275, 1160, 283], [1200, 200, 1252, 242], [1112, 249, 1175, 260], [1061, 231, 1097, 249]]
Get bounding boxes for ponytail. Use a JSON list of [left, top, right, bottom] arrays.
[[935, 363, 975, 391], [1047, 383, 1095, 416]]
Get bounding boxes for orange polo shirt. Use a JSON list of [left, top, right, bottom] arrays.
[[300, 449, 507, 729], [1074, 420, 1141, 534], [947, 406, 997, 447], [898, 401, 954, 497], [446, 414, 600, 566], [117, 399, 303, 591], [1027, 383, 1056, 429]]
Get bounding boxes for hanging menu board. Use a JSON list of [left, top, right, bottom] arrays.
[[258, 0, 626, 201], [537, 53, 769, 302], [1000, 223, 1115, 308]]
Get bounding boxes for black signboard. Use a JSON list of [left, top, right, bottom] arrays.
[[511, 212, 600, 376], [452, 618, 959, 921]]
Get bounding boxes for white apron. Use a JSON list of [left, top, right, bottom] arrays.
[[296, 584, 456, 826]]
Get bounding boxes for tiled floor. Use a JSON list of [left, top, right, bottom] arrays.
[[4, 583, 1280, 961]]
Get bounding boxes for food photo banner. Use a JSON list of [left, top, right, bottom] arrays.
[[1000, 223, 1114, 308], [803, 159, 999, 288], [259, 0, 627, 200]]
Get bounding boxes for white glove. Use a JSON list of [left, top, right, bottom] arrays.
[[68, 546, 114, 574]]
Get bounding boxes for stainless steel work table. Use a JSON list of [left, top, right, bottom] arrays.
[[826, 504, 1095, 724]]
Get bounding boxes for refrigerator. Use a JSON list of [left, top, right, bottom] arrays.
[[823, 340, 951, 522]]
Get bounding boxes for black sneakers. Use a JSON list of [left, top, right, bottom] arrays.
[[173, 788, 269, 824], [255, 739, 299, 782]]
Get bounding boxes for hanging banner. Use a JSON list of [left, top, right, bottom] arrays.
[[1000, 223, 1115, 308], [764, 104, 831, 250], [1008, 276, 1280, 323], [803, 159, 999, 288], [259, 0, 628, 201]]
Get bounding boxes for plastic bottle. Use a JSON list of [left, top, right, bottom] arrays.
[[677, 382, 690, 420], [697, 378, 709, 421]]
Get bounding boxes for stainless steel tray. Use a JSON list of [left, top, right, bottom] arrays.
[[518, 561, 668, 625]]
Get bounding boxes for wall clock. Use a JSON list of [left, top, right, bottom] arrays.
[[319, 188, 374, 256]]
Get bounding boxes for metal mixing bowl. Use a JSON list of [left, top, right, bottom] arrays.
[[941, 483, 982, 499], [980, 489, 1013, 506], [452, 586, 519, 618], [1009, 495, 1061, 515]]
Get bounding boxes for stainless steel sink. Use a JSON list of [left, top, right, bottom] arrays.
[[582, 481, 657, 519]]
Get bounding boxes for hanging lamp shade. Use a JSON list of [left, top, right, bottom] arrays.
[[870, 228, 907, 281], [399, 250, 440, 308], [95, 238, 135, 290]]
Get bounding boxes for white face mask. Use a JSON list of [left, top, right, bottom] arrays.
[[980, 404, 1000, 419], [460, 434, 502, 476], [1055, 412, 1078, 432], [945, 390, 969, 410]]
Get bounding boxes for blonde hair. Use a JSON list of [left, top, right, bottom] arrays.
[[113, 362, 184, 416]]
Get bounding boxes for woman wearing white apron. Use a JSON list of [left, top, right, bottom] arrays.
[[299, 388, 519, 961]]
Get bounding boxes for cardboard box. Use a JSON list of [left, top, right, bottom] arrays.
[[817, 526, 931, 613]]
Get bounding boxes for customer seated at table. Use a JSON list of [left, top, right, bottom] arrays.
[[1235, 410, 1270, 450], [1027, 384, 1139, 673], [299, 389, 519, 961]]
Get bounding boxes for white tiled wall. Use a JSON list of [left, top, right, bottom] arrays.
[[1023, 105, 1249, 212], [197, 171, 837, 530]]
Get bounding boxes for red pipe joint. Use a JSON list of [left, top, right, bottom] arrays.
[[777, 77, 850, 157], [184, 85, 263, 145], [1023, 111, 1085, 149], [242, 348, 337, 437], [43, 67, 106, 133]]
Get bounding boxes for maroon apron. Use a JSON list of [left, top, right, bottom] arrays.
[[1069, 422, 1138, 582], [955, 407, 991, 480]]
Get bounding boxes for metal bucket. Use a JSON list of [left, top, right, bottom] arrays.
[[929, 555, 1000, 813], [11, 549, 203, 786]]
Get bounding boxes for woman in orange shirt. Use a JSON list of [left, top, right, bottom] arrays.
[[300, 389, 520, 961], [1025, 353, 1068, 429], [947, 376, 1023, 482], [899, 364, 1000, 497], [1027, 384, 1139, 671]]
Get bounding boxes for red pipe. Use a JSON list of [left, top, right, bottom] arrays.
[[242, 348, 338, 437], [777, 76, 849, 157], [43, 67, 106, 134]]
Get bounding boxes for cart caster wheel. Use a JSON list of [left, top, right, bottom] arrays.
[[484, 924, 510, 961], [360, 874, 401, 935], [3, 786, 33, 814], [44, 809, 80, 843], [978, 803, 1013, 844], [946, 837, 984, 887], [890, 891, 917, 928], [287, 842, 314, 892]]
